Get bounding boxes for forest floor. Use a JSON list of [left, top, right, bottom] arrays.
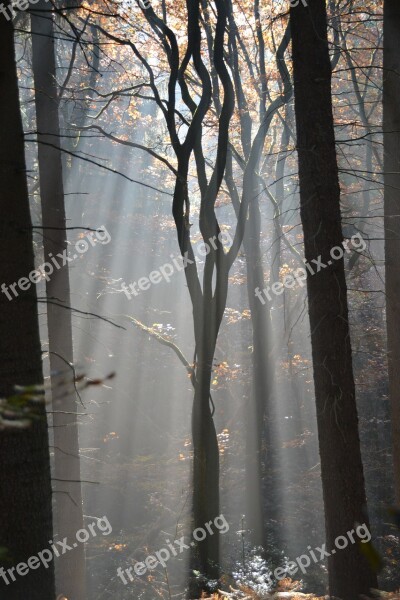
[[202, 588, 400, 600]]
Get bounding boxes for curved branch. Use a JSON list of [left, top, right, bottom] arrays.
[[75, 124, 178, 175]]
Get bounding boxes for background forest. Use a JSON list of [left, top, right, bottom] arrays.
[[0, 0, 399, 599]]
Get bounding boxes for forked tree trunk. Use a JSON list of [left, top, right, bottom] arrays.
[[173, 169, 222, 596], [31, 3, 85, 598], [289, 1, 378, 598], [383, 0, 400, 505], [0, 13, 55, 600]]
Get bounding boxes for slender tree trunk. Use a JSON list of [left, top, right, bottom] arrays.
[[0, 13, 55, 600], [192, 345, 220, 583], [223, 19, 292, 547], [244, 188, 275, 548], [383, 0, 400, 505], [290, 2, 378, 598], [270, 110, 291, 293], [223, 157, 269, 550], [31, 4, 86, 598]]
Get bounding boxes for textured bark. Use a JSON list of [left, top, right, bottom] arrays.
[[0, 14, 55, 600], [290, 2, 378, 598], [31, 4, 86, 598], [383, 0, 400, 505]]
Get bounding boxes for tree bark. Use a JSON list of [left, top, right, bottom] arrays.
[[31, 3, 86, 598], [191, 346, 220, 584], [0, 13, 55, 600], [383, 0, 400, 505], [289, 1, 378, 598]]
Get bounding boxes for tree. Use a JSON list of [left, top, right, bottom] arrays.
[[30, 2, 86, 598], [289, 1, 378, 598], [223, 11, 292, 547], [0, 11, 55, 600], [383, 0, 400, 505]]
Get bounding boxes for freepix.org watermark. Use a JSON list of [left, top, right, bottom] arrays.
[[0, 516, 112, 586], [1, 226, 111, 301], [255, 233, 367, 305], [116, 514, 229, 584], [268, 523, 371, 584], [120, 231, 233, 300], [0, 0, 49, 21]]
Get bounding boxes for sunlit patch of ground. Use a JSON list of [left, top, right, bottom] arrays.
[[200, 586, 400, 600]]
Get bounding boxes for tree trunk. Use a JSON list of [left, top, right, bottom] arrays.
[[223, 19, 292, 547], [31, 4, 86, 598], [383, 0, 400, 505], [0, 13, 55, 600], [289, 2, 378, 598], [191, 349, 220, 584], [244, 188, 275, 548]]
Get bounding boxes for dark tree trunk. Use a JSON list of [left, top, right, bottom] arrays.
[[289, 2, 378, 598], [168, 0, 235, 592], [192, 347, 220, 582], [383, 0, 400, 505], [31, 4, 85, 598], [0, 13, 55, 600]]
